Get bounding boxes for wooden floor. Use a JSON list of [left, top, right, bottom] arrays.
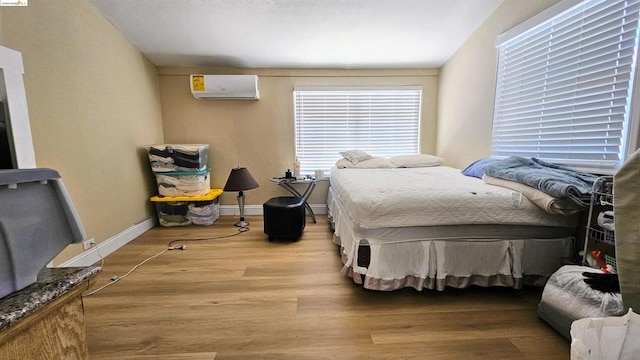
[[83, 215, 570, 359]]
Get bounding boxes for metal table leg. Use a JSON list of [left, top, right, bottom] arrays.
[[279, 181, 317, 223]]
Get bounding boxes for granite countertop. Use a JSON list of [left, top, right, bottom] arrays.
[[0, 266, 101, 332]]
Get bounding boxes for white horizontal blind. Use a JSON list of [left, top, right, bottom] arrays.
[[294, 87, 422, 174], [492, 0, 640, 172]]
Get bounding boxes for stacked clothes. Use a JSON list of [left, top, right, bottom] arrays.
[[188, 202, 219, 226], [153, 197, 220, 227], [155, 168, 211, 197], [148, 145, 210, 197], [147, 144, 220, 227], [148, 144, 209, 172]]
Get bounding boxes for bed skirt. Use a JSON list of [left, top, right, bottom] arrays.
[[328, 187, 574, 291], [333, 233, 572, 291]]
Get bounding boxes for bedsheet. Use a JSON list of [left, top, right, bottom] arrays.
[[330, 166, 577, 229]]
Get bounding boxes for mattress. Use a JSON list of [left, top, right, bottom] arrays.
[[328, 187, 575, 243], [329, 166, 578, 229]]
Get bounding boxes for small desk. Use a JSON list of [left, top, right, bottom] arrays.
[[270, 177, 322, 223]]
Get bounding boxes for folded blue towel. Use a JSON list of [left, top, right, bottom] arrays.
[[483, 156, 598, 206]]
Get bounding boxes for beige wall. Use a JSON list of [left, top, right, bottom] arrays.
[[437, 0, 560, 169], [0, 0, 164, 263], [158, 67, 439, 206]]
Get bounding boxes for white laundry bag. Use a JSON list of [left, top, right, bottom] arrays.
[[570, 308, 640, 360]]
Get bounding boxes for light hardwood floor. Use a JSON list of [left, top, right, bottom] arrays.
[[83, 215, 570, 359]]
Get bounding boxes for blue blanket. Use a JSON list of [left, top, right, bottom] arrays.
[[483, 156, 598, 206]]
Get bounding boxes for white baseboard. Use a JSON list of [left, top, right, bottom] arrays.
[[219, 203, 327, 216], [59, 217, 157, 267], [59, 204, 327, 267]]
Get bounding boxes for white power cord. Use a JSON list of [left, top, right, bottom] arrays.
[[83, 247, 173, 296], [83, 227, 250, 297]]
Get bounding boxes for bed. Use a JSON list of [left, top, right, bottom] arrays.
[[327, 165, 580, 291]]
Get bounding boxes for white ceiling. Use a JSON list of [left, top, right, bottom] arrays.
[[86, 0, 503, 69]]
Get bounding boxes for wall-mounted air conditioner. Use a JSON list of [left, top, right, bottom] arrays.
[[190, 74, 260, 100]]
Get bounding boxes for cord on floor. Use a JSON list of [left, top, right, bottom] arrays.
[[167, 226, 250, 249], [82, 226, 250, 297]]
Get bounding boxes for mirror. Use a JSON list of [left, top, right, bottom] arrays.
[[0, 46, 35, 168], [0, 70, 14, 168]]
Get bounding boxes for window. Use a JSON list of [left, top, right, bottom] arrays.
[[492, 0, 640, 173], [294, 86, 422, 174]]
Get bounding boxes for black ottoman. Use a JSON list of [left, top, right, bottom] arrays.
[[263, 196, 306, 241]]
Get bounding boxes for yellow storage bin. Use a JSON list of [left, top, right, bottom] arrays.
[[150, 189, 222, 227]]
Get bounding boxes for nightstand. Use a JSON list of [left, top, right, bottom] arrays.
[[269, 177, 324, 223]]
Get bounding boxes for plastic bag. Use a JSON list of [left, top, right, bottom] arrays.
[[571, 308, 640, 359]]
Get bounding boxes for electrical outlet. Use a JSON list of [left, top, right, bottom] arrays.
[[82, 238, 96, 251]]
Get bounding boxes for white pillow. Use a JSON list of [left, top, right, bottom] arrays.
[[389, 154, 444, 168], [336, 156, 395, 169], [339, 149, 373, 164]]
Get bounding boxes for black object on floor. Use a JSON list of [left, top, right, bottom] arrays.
[[263, 196, 306, 241], [582, 272, 620, 293]]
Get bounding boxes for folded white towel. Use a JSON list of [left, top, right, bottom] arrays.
[[597, 210, 615, 231], [482, 175, 583, 215]]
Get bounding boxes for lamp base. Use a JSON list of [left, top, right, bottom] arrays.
[[234, 219, 249, 227], [234, 192, 250, 227]]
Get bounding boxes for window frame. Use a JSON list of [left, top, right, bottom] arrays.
[[293, 86, 422, 175], [491, 0, 640, 174]]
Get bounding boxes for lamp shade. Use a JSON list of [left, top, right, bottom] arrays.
[[224, 167, 259, 191]]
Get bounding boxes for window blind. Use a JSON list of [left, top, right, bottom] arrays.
[[294, 87, 422, 174], [492, 0, 640, 172]]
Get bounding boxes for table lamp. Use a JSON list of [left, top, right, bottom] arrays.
[[223, 166, 259, 227]]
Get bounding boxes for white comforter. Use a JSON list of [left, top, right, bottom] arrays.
[[330, 166, 576, 229]]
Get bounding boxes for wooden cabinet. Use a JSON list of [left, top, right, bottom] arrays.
[[0, 267, 99, 359]]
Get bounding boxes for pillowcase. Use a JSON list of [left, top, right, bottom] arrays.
[[389, 154, 444, 168], [461, 158, 497, 179], [336, 156, 394, 169], [339, 149, 373, 164]]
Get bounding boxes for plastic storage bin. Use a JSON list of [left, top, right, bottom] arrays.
[[148, 144, 209, 172], [0, 168, 87, 299], [150, 189, 222, 227], [154, 167, 211, 197]]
